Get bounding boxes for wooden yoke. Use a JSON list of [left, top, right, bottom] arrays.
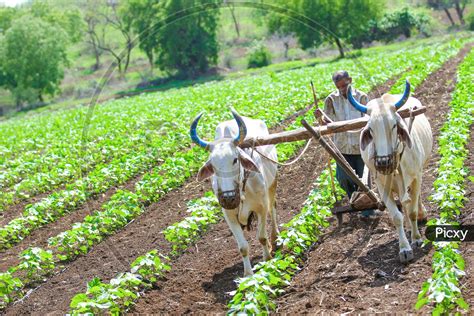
[[239, 106, 426, 149]]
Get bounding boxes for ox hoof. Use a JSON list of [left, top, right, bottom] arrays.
[[411, 239, 423, 248], [399, 249, 414, 263]]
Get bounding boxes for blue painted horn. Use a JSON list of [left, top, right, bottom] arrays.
[[231, 108, 247, 145], [347, 85, 368, 113], [190, 112, 210, 149], [394, 80, 410, 109]]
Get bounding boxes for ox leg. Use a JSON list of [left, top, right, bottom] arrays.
[[269, 179, 279, 245], [408, 179, 423, 248], [223, 209, 253, 276], [376, 179, 413, 263], [256, 205, 272, 261], [418, 196, 427, 221]]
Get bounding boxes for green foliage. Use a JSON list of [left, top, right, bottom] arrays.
[[0, 272, 23, 308], [467, 12, 474, 30], [0, 15, 68, 104], [228, 165, 345, 314], [16, 247, 55, 283], [29, 0, 84, 43], [0, 38, 469, 310], [154, 0, 220, 78], [120, 0, 160, 66], [374, 7, 432, 42], [267, 0, 384, 54], [247, 43, 272, 69], [69, 250, 170, 314], [415, 49, 473, 314], [163, 192, 220, 256], [130, 250, 171, 285], [0, 7, 17, 34]]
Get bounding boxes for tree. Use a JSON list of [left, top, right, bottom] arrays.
[[427, 0, 457, 26], [154, 0, 220, 78], [0, 7, 17, 34], [120, 0, 161, 68], [83, 0, 104, 70], [427, 0, 471, 25], [267, 0, 384, 58], [82, 0, 134, 74], [29, 0, 85, 43], [0, 15, 68, 106]]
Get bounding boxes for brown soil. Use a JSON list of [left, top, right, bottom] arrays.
[[273, 44, 473, 314], [3, 97, 320, 315], [3, 71, 399, 315], [460, 123, 474, 308], [4, 44, 471, 315], [0, 172, 143, 272], [0, 191, 53, 226]]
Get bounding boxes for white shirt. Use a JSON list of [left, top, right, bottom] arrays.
[[324, 88, 368, 155]]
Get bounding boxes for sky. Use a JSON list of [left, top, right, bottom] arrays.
[[0, 0, 28, 7]]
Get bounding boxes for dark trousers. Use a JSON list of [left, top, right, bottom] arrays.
[[336, 154, 365, 199]]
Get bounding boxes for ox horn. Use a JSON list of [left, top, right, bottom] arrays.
[[347, 85, 368, 113], [190, 112, 211, 149], [231, 108, 247, 145], [394, 79, 410, 109]]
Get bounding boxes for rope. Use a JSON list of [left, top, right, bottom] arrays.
[[252, 138, 313, 166]]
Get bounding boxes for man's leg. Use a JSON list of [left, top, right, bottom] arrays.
[[336, 162, 355, 200]]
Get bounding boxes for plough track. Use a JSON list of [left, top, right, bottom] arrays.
[[3, 98, 320, 314], [5, 44, 470, 314], [273, 44, 473, 314], [4, 71, 402, 315]]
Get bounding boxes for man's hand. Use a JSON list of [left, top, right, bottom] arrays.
[[314, 108, 323, 119], [314, 108, 332, 125]]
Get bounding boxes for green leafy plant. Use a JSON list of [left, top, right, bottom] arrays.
[[69, 250, 170, 314], [228, 164, 345, 314], [163, 192, 220, 255], [415, 49, 473, 314]]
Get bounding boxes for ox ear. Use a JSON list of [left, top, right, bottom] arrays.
[[237, 147, 260, 173], [360, 126, 373, 151], [396, 115, 413, 149], [197, 160, 214, 181]]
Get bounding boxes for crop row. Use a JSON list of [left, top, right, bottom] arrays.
[[0, 37, 463, 211], [68, 193, 221, 314], [0, 39, 460, 252], [227, 39, 473, 314], [0, 109, 309, 310], [0, 39, 467, 310], [0, 34, 450, 163], [227, 164, 345, 314], [415, 49, 473, 314]]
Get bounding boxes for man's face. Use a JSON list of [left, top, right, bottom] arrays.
[[335, 77, 352, 98]]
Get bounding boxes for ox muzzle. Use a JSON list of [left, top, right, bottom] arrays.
[[218, 189, 240, 209], [374, 153, 398, 175]]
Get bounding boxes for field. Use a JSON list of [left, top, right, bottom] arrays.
[[0, 34, 473, 315]]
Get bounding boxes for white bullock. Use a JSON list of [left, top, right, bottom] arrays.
[[190, 109, 278, 276], [347, 80, 432, 263]]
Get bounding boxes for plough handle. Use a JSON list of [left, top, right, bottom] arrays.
[[301, 119, 384, 210]]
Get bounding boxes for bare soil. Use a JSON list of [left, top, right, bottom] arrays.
[[4, 44, 472, 315], [273, 44, 473, 314]]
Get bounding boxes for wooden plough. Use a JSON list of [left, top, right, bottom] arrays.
[[240, 106, 426, 225]]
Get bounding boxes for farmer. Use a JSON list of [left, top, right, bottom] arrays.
[[315, 70, 375, 217]]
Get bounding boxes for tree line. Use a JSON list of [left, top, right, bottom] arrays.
[[0, 0, 471, 107]]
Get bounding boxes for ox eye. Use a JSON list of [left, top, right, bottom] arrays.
[[233, 158, 238, 164]]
